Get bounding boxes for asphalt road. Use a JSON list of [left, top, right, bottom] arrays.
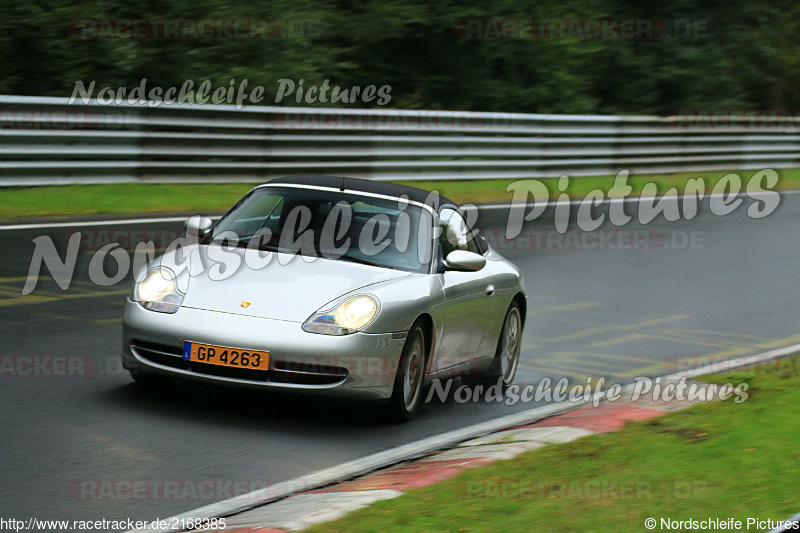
[[1, 193, 799, 524]]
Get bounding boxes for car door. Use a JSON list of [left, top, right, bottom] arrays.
[[432, 207, 497, 371]]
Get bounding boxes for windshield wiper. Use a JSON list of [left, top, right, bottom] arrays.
[[207, 237, 280, 253], [333, 254, 387, 268]]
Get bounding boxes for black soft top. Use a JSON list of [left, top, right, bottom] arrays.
[[266, 175, 455, 206]]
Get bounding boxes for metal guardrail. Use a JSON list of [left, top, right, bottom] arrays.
[[1, 95, 798, 186]]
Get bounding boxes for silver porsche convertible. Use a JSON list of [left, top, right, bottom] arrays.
[[122, 176, 526, 421]]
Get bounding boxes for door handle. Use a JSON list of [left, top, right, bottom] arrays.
[[486, 284, 495, 296]]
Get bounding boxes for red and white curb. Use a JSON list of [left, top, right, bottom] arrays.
[[127, 342, 800, 533], [203, 398, 680, 532]]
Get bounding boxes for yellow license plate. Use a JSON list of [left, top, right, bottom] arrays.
[[183, 341, 270, 371]]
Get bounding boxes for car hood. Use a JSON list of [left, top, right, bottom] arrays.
[[180, 246, 413, 322]]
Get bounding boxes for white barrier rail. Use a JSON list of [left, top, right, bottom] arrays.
[[1, 95, 798, 185]]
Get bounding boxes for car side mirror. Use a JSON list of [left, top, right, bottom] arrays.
[[185, 215, 213, 242], [443, 250, 486, 272]]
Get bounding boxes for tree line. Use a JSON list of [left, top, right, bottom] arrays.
[[1, 0, 798, 114]]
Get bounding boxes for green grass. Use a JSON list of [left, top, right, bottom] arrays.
[[1, 168, 799, 220], [0, 182, 256, 220], [309, 357, 800, 532]]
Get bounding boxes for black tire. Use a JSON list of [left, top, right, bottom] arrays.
[[463, 301, 522, 389], [385, 321, 427, 422]]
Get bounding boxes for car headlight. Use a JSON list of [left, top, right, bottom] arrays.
[[303, 295, 379, 335], [134, 268, 184, 313]]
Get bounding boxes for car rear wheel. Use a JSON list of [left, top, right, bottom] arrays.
[[463, 301, 522, 389], [385, 321, 426, 422]]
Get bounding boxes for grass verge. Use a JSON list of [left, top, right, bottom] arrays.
[[1, 168, 798, 220], [309, 357, 800, 532]]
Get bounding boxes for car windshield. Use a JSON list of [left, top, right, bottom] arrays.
[[208, 186, 434, 274]]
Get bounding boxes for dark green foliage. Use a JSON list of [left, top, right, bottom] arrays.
[[1, 0, 798, 113]]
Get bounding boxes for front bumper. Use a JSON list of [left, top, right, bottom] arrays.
[[122, 300, 406, 400]]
